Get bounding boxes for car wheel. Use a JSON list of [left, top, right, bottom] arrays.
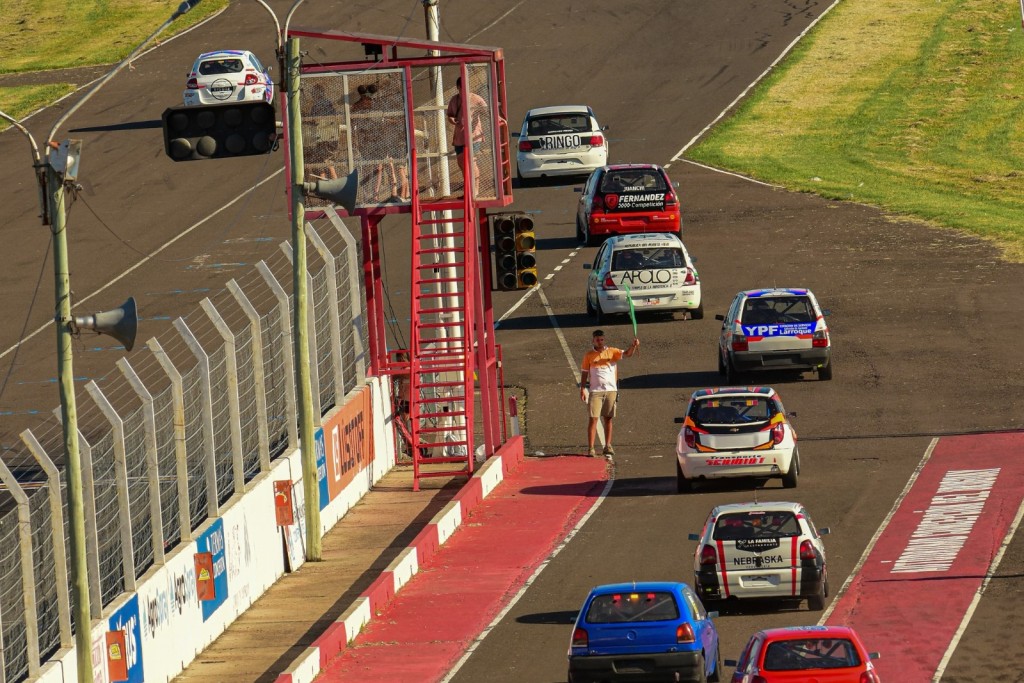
[[576, 216, 586, 243], [819, 360, 833, 381], [677, 225, 685, 241], [708, 644, 723, 683], [676, 461, 692, 493], [694, 654, 708, 683], [595, 297, 606, 325], [808, 579, 827, 611], [586, 290, 596, 316], [725, 357, 739, 385], [717, 350, 726, 377], [584, 222, 597, 247], [691, 302, 704, 320], [782, 449, 799, 489]]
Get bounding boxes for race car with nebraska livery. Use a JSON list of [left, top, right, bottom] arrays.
[[688, 501, 831, 610], [674, 386, 799, 492]]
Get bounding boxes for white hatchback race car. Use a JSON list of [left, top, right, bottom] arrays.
[[584, 233, 702, 322], [516, 105, 607, 180], [688, 501, 831, 610], [675, 386, 798, 492], [183, 50, 274, 106]]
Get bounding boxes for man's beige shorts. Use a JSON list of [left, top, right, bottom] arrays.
[[588, 391, 617, 418]]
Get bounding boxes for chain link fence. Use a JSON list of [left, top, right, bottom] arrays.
[[0, 215, 367, 682]]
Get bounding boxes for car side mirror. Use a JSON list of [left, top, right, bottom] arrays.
[[788, 411, 798, 418], [818, 527, 831, 535], [574, 187, 583, 193], [821, 308, 832, 316], [869, 652, 881, 661], [602, 124, 610, 131], [674, 417, 684, 424], [583, 263, 592, 270], [715, 314, 725, 321], [687, 533, 700, 541], [706, 610, 719, 619], [724, 659, 738, 667]]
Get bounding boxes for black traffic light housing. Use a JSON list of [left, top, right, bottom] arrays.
[[162, 101, 278, 161], [491, 211, 537, 291]]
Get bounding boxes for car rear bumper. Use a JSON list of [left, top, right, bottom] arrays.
[[589, 213, 681, 236], [731, 348, 830, 372], [599, 287, 701, 314], [677, 450, 793, 480], [569, 651, 704, 682], [695, 564, 826, 602], [517, 151, 605, 178], [183, 88, 269, 107]]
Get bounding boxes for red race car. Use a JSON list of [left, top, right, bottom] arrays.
[[727, 625, 881, 682], [575, 163, 682, 245]]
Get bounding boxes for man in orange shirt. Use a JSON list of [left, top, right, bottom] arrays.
[[580, 329, 639, 456]]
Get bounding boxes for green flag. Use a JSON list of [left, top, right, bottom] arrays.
[[623, 282, 638, 337]]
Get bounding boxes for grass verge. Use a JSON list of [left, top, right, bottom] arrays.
[[686, 0, 1024, 261]]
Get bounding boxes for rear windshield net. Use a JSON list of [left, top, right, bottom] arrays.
[[585, 591, 679, 623], [600, 170, 668, 193], [199, 58, 244, 75], [691, 397, 773, 426], [763, 638, 862, 671], [527, 114, 591, 135], [740, 296, 814, 325], [714, 511, 800, 540], [612, 247, 685, 271]]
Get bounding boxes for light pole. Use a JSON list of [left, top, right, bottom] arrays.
[[4, 2, 203, 680]]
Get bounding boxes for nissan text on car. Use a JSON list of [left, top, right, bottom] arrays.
[[585, 233, 702, 323], [716, 288, 832, 382], [568, 581, 722, 683], [575, 164, 682, 245], [516, 105, 608, 181], [687, 502, 830, 611], [675, 386, 799, 492], [183, 50, 274, 106], [727, 625, 880, 682]]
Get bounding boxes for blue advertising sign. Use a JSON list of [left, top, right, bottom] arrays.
[[107, 594, 144, 683], [315, 427, 329, 511], [741, 322, 815, 337], [197, 518, 229, 621]]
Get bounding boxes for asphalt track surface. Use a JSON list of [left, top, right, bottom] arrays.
[[1, 1, 1022, 681]]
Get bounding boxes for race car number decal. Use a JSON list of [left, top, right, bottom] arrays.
[[620, 269, 673, 285], [742, 322, 815, 337], [537, 134, 582, 149], [614, 192, 665, 211], [705, 456, 766, 466]]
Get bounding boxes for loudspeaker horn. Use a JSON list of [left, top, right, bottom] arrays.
[[74, 297, 138, 352], [304, 169, 359, 213]]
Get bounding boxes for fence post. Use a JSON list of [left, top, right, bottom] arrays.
[[201, 298, 246, 496], [306, 222, 346, 401], [227, 279, 272, 473], [20, 430, 73, 649], [0, 458, 41, 678], [174, 319, 221, 518], [86, 381, 137, 592], [280, 240, 323, 422], [257, 260, 299, 448], [147, 339, 193, 542], [118, 358, 166, 566], [324, 206, 367, 385]]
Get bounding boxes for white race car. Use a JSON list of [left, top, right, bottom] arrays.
[[675, 386, 798, 492], [183, 50, 274, 107], [516, 105, 607, 180]]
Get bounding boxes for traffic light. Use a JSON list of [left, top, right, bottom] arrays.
[[162, 101, 277, 162], [513, 213, 538, 288], [492, 214, 518, 291]]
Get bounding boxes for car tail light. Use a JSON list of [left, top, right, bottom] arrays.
[[800, 540, 817, 561], [244, 74, 260, 86], [860, 671, 881, 683], [665, 191, 678, 208], [587, 135, 604, 146], [186, 78, 198, 89], [684, 426, 696, 449], [731, 334, 748, 352], [699, 544, 717, 566], [592, 195, 605, 212], [812, 329, 829, 348], [572, 627, 588, 648], [771, 423, 785, 445], [604, 193, 619, 210], [518, 140, 533, 152], [676, 623, 696, 644], [601, 275, 617, 291], [683, 269, 696, 285]]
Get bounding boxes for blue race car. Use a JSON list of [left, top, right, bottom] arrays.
[[568, 581, 721, 682]]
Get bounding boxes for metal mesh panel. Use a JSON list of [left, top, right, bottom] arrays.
[[260, 305, 290, 458], [90, 430, 125, 605], [311, 263, 336, 412], [122, 405, 154, 579], [334, 245, 356, 396], [152, 384, 182, 549], [234, 324, 262, 480], [208, 346, 235, 504], [29, 485, 61, 661], [0, 501, 29, 682], [181, 367, 210, 529]]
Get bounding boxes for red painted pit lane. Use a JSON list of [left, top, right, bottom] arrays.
[[316, 454, 609, 683], [827, 433, 1024, 682]]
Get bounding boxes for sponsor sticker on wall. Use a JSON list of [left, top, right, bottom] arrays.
[[197, 519, 229, 621]]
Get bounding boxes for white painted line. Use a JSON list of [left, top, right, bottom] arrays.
[[553, 265, 563, 272], [933, 497, 1024, 681], [544, 274, 555, 280], [819, 437, 939, 623], [441, 474, 616, 682], [494, 284, 539, 328], [0, 169, 285, 361]]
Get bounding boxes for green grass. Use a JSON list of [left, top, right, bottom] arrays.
[[686, 0, 1024, 261]]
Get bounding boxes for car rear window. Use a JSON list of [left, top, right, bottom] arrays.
[[599, 170, 668, 194], [585, 591, 679, 623], [199, 58, 244, 75], [691, 397, 774, 426], [611, 247, 685, 271], [763, 638, 862, 670], [714, 511, 801, 541], [526, 114, 591, 135], [740, 296, 814, 325]]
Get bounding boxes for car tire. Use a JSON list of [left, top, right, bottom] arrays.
[[584, 222, 598, 247], [694, 654, 708, 683], [586, 291, 596, 317], [595, 298, 606, 325], [677, 225, 685, 242], [819, 360, 833, 381], [708, 644, 723, 683], [717, 350, 726, 377], [809, 578, 827, 611], [691, 302, 704, 320], [676, 461, 692, 493], [725, 357, 739, 385], [576, 216, 586, 243], [782, 449, 800, 489]]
